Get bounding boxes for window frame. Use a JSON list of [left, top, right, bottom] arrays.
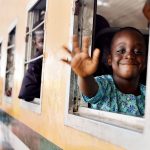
[[3, 19, 17, 104], [64, 0, 150, 149], [19, 0, 47, 113]]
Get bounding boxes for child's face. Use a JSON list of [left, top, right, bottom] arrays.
[[34, 30, 44, 51], [109, 30, 146, 80]]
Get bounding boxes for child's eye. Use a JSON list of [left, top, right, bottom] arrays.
[[134, 49, 144, 55], [116, 47, 126, 54]]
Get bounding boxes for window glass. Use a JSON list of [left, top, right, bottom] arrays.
[[5, 28, 16, 99]]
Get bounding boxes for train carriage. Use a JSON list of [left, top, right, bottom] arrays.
[[0, 0, 150, 149]]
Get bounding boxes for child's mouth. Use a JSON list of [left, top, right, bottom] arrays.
[[119, 61, 138, 65]]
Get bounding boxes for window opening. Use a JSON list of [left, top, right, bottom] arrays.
[[18, 0, 46, 104], [4, 27, 16, 99], [67, 0, 149, 132]]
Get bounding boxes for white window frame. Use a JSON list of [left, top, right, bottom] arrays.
[[20, 0, 47, 113], [64, 0, 150, 149], [3, 19, 17, 104]]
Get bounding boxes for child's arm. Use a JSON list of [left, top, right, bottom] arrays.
[[62, 35, 100, 97], [78, 75, 99, 98], [143, 0, 150, 22]]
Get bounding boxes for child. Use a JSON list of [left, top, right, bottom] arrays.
[[18, 23, 44, 102], [62, 27, 147, 117]]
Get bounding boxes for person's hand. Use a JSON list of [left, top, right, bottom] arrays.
[[143, 1, 150, 22], [62, 35, 100, 77]]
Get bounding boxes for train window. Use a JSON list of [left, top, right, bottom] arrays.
[[19, 0, 46, 113], [4, 27, 16, 103], [65, 0, 150, 148]]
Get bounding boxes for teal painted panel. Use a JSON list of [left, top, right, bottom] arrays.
[[0, 109, 62, 150]]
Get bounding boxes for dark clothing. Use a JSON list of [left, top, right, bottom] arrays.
[[18, 50, 43, 101]]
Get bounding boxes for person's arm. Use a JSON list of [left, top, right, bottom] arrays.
[[78, 76, 98, 97], [143, 0, 150, 22], [62, 35, 100, 97]]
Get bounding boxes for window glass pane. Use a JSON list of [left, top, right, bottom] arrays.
[[5, 28, 16, 98], [8, 28, 16, 46], [25, 0, 46, 62]]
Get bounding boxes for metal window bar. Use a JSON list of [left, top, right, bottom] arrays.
[[24, 54, 43, 65], [6, 67, 14, 74], [70, 0, 96, 112], [7, 44, 15, 50], [26, 12, 34, 61], [26, 20, 45, 35]]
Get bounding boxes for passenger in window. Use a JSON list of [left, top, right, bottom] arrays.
[[62, 27, 147, 117], [18, 22, 44, 102], [143, 0, 150, 22]]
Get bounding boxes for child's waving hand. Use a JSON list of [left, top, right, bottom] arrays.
[[62, 35, 100, 77]]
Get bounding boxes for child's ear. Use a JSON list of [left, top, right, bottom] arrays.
[[107, 55, 112, 66]]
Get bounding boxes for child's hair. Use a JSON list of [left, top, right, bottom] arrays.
[[117, 27, 145, 36], [111, 27, 146, 50]]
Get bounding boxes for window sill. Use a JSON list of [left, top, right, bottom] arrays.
[[20, 98, 41, 113], [4, 95, 12, 104], [76, 106, 144, 132]]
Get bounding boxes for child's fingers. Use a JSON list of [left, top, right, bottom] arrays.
[[73, 47, 80, 54], [72, 35, 81, 54], [82, 36, 90, 54], [73, 35, 79, 49], [61, 45, 72, 64], [61, 55, 72, 65], [61, 58, 71, 65], [92, 48, 100, 65], [63, 45, 80, 57], [62, 45, 72, 55], [82, 36, 90, 49]]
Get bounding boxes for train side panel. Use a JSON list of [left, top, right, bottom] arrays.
[[0, 0, 127, 149]]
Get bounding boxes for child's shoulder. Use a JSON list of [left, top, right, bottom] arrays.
[[95, 74, 113, 81], [95, 74, 114, 85]]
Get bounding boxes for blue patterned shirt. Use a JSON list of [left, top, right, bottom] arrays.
[[82, 75, 145, 117]]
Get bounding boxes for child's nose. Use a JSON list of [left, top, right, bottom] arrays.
[[125, 51, 135, 59]]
